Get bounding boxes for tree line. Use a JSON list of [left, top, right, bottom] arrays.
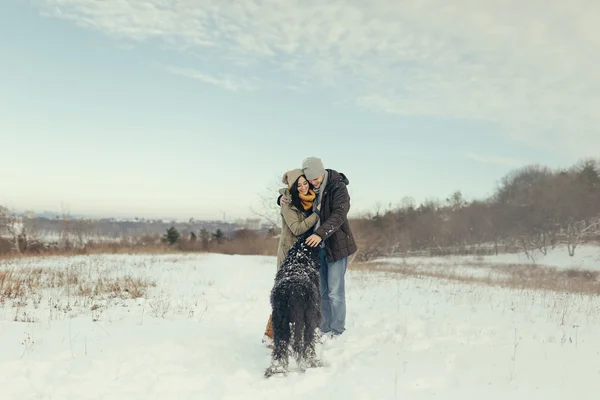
[[351, 158, 600, 261]]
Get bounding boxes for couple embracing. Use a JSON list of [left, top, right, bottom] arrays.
[[263, 156, 357, 346]]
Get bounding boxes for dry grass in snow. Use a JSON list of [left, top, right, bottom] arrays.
[[0, 256, 156, 323], [358, 252, 600, 296]]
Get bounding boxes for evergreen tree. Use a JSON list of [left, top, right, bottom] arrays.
[[163, 226, 180, 245], [578, 159, 600, 189], [212, 229, 224, 244]]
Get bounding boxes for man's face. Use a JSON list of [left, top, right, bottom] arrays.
[[309, 174, 324, 189]]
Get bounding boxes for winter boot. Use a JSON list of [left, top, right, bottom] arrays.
[[261, 314, 274, 349]]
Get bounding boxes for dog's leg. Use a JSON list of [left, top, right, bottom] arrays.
[[291, 297, 307, 371], [294, 322, 310, 371], [264, 338, 289, 378], [264, 301, 290, 378], [303, 294, 323, 369], [303, 337, 323, 368]]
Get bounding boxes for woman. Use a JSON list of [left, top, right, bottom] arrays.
[[262, 168, 321, 347]]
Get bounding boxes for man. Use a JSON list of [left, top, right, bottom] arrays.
[[278, 157, 357, 336]]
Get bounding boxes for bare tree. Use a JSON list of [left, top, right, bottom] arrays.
[[250, 175, 284, 230], [564, 217, 600, 256], [0, 205, 23, 254], [59, 202, 73, 249], [72, 219, 95, 248]]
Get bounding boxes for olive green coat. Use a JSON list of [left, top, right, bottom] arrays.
[[276, 187, 320, 269]]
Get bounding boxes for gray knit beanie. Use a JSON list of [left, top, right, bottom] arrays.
[[302, 157, 326, 181]]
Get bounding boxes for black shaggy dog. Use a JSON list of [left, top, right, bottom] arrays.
[[264, 238, 323, 378]]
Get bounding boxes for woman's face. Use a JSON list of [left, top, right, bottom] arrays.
[[297, 176, 310, 195]]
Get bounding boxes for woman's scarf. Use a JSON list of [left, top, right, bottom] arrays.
[[298, 189, 316, 211]]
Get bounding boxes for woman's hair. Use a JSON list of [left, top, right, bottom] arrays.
[[289, 175, 314, 211]]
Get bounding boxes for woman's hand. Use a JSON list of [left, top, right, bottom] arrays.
[[317, 203, 321, 211]]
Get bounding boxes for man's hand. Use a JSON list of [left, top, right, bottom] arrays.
[[305, 234, 322, 247]]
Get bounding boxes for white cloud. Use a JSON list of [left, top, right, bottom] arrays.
[[464, 152, 524, 168], [36, 0, 600, 157], [166, 66, 256, 91]]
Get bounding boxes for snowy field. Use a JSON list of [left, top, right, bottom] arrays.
[[1, 249, 600, 399], [375, 243, 600, 270], [369, 244, 600, 286]]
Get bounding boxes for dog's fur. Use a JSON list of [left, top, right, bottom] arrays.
[[264, 238, 323, 377]]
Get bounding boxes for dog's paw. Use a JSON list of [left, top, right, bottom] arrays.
[[305, 358, 324, 368], [264, 365, 288, 378], [296, 356, 324, 371]]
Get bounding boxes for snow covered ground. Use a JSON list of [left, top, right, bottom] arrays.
[[1, 251, 600, 399], [375, 243, 600, 270]]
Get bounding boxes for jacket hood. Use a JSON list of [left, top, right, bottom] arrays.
[[327, 169, 349, 185], [279, 187, 291, 197]]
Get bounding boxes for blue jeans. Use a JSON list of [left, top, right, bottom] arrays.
[[319, 247, 347, 334]]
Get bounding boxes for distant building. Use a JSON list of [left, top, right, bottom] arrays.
[[234, 218, 262, 230]]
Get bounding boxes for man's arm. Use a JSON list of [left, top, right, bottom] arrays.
[[276, 194, 291, 207], [314, 183, 350, 240]]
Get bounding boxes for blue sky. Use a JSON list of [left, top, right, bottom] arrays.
[[1, 0, 598, 220]]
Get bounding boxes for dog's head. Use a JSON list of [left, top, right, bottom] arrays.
[[286, 237, 321, 268]]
